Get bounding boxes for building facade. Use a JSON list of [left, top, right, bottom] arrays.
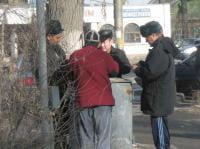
[[84, 4, 171, 56]]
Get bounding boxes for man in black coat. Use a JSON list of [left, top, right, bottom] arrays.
[[98, 29, 131, 77], [133, 21, 177, 149]]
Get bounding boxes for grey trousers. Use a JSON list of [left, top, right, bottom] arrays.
[[77, 106, 112, 149]]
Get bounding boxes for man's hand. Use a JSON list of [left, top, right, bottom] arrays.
[[132, 63, 140, 70]]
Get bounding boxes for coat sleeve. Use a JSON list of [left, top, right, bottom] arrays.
[[135, 48, 169, 81], [68, 52, 79, 79], [104, 53, 119, 77], [111, 49, 131, 75]]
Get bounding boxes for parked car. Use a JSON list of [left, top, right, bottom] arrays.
[[176, 38, 200, 60], [175, 51, 199, 96]]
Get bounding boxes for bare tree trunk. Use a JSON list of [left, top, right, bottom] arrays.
[[46, 1, 83, 148], [47, 0, 84, 56], [181, 0, 188, 38]]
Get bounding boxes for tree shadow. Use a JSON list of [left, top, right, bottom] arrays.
[[171, 132, 200, 140]]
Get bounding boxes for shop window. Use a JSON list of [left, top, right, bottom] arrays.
[[124, 23, 141, 43], [0, 0, 8, 3]]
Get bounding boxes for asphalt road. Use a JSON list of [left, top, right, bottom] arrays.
[[132, 101, 200, 149]]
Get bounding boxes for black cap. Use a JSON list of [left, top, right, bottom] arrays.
[[98, 29, 113, 42], [140, 21, 162, 37], [46, 20, 64, 35]]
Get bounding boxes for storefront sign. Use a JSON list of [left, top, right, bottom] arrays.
[[123, 8, 151, 18]]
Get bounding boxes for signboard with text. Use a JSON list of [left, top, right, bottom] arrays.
[[123, 8, 151, 18]]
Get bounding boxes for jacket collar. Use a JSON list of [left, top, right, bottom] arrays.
[[151, 37, 162, 48], [111, 46, 118, 53]]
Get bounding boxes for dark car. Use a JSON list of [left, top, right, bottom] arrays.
[[175, 51, 199, 96], [176, 38, 200, 60]]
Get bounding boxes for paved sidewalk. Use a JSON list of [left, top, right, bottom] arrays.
[[133, 101, 200, 149], [133, 143, 178, 149]]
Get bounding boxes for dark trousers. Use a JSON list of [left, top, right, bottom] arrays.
[[77, 106, 112, 149], [151, 116, 170, 149]]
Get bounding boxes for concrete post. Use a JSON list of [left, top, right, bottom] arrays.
[[111, 78, 133, 149]]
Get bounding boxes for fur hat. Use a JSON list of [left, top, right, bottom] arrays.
[[98, 29, 113, 42], [140, 21, 162, 37]]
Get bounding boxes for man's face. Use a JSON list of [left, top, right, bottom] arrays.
[[47, 33, 64, 44], [145, 33, 160, 45], [101, 38, 113, 53]]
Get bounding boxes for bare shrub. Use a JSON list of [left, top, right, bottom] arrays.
[[0, 6, 78, 149]]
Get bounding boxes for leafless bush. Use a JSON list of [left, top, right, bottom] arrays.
[[0, 60, 42, 149], [0, 6, 78, 149]]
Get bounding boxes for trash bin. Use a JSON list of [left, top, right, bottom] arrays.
[[111, 78, 133, 149]]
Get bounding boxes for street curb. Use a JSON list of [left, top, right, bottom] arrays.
[[133, 143, 178, 149]]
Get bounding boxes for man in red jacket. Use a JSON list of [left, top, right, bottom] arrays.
[[69, 30, 119, 149]]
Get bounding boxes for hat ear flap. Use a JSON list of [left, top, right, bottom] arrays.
[[140, 25, 149, 37]]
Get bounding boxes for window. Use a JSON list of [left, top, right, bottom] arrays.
[[100, 24, 116, 42], [1, 0, 28, 4], [124, 23, 141, 43], [0, 0, 8, 3], [184, 53, 196, 66], [83, 23, 91, 33]]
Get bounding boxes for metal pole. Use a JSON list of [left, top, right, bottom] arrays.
[[1, 9, 5, 57], [36, 0, 54, 148], [10, 28, 18, 61], [114, 0, 124, 49]]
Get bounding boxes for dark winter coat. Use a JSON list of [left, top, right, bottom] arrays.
[[46, 42, 66, 83], [135, 37, 177, 116], [35, 41, 66, 85], [110, 46, 131, 77]]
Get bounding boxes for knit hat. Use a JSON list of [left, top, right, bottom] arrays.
[[98, 29, 113, 42], [140, 21, 162, 37], [46, 20, 64, 35], [85, 30, 99, 43]]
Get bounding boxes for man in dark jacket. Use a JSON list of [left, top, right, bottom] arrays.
[[46, 20, 67, 98], [69, 30, 119, 149], [98, 29, 131, 77], [36, 20, 66, 89], [46, 20, 74, 148], [133, 21, 177, 149]]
